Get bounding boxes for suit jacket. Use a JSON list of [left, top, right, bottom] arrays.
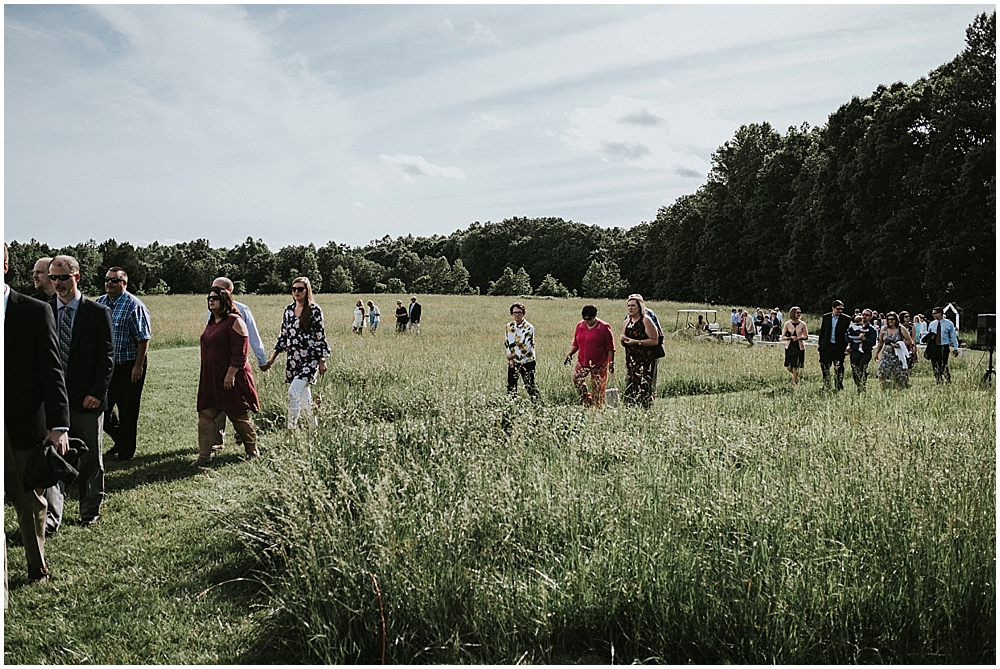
[[49, 295, 114, 413], [818, 311, 851, 351], [4, 289, 71, 450], [408, 301, 422, 322]]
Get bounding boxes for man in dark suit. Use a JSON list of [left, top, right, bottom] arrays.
[[818, 299, 850, 391], [407, 295, 422, 334], [4, 243, 71, 593], [45, 255, 114, 531]]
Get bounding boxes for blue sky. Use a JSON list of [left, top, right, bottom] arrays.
[[4, 4, 991, 249]]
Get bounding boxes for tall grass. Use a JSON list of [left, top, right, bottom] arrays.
[[218, 294, 995, 663]]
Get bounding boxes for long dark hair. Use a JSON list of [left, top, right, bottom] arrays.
[[291, 277, 315, 332]]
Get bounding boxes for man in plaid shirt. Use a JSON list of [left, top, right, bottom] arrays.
[[96, 266, 151, 461]]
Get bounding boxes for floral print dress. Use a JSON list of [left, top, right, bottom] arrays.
[[274, 303, 332, 384]]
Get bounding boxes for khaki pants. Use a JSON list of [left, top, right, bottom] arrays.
[[4, 425, 48, 582], [198, 408, 256, 459]]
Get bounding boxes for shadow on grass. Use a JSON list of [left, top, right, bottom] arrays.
[[104, 449, 269, 491]]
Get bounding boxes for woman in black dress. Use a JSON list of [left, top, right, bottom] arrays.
[[620, 295, 658, 407]]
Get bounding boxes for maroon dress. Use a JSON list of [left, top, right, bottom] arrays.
[[197, 313, 260, 415]]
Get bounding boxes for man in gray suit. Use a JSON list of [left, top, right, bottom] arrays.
[[45, 255, 114, 531]]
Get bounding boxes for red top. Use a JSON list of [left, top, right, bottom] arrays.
[[197, 313, 260, 415], [572, 319, 616, 367]]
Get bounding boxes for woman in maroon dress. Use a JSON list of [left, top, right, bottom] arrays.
[[195, 287, 260, 466]]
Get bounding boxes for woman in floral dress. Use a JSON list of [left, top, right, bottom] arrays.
[[874, 311, 915, 390], [263, 277, 331, 430]]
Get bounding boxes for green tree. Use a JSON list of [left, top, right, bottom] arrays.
[[487, 266, 532, 296], [4, 238, 56, 294], [226, 237, 274, 293], [99, 239, 147, 292], [385, 277, 406, 293], [325, 265, 353, 293], [535, 273, 571, 297], [581, 259, 626, 298]]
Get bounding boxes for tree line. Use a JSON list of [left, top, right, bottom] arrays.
[[6, 13, 993, 317]]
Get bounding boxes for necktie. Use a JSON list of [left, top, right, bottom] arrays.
[[59, 305, 73, 369]]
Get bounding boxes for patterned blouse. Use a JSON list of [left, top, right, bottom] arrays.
[[273, 302, 332, 383], [505, 320, 536, 364]]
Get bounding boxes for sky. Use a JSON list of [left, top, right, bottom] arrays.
[[4, 4, 993, 250]]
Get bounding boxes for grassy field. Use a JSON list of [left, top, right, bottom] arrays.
[[4, 294, 995, 663]]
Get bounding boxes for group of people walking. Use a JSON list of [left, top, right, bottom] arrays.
[[784, 300, 959, 391], [5, 246, 149, 596], [505, 294, 664, 409], [3, 241, 965, 598]]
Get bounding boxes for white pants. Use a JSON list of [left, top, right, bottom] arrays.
[[288, 377, 316, 429]]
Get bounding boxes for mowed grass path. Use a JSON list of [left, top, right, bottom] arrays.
[[4, 294, 995, 663]]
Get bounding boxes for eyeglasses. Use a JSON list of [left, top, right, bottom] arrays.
[[48, 274, 73, 282], [104, 277, 124, 284], [207, 296, 220, 302], [291, 286, 306, 292], [512, 310, 524, 315]]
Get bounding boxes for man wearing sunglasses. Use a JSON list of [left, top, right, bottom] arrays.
[[96, 267, 151, 461], [44, 255, 114, 532]]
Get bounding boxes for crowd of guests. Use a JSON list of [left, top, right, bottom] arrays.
[[2, 241, 965, 601]]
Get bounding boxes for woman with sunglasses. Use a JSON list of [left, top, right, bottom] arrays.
[[873, 310, 915, 390], [195, 287, 260, 466], [263, 277, 330, 430]]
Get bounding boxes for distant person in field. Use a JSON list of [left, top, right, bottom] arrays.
[[925, 306, 959, 384], [45, 254, 114, 531], [912, 313, 927, 348], [367, 300, 380, 335], [97, 267, 151, 462], [781, 306, 807, 385], [742, 309, 756, 347], [504, 302, 538, 400], [407, 295, 422, 333], [730, 308, 740, 335], [848, 309, 879, 392], [31, 257, 55, 300], [818, 299, 850, 391], [620, 295, 658, 407], [206, 277, 268, 453], [394, 299, 408, 332], [899, 311, 918, 372], [196, 286, 260, 466], [3, 242, 70, 589], [263, 277, 331, 431], [352, 299, 365, 335], [874, 311, 914, 390], [565, 304, 616, 408]]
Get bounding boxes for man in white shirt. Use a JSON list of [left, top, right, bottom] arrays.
[[927, 306, 960, 384]]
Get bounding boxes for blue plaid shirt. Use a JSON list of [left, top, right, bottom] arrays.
[[96, 291, 151, 364]]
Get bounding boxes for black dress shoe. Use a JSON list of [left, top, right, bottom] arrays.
[[44, 525, 58, 538], [105, 445, 120, 457], [116, 452, 134, 461], [80, 515, 101, 527]]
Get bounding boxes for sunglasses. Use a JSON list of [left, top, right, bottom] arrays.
[[48, 274, 73, 282], [104, 277, 124, 284], [291, 286, 306, 292], [207, 295, 220, 302]]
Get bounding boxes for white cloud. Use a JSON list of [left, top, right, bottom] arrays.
[[380, 154, 467, 184], [561, 95, 728, 176], [468, 20, 499, 45], [477, 112, 510, 130]]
